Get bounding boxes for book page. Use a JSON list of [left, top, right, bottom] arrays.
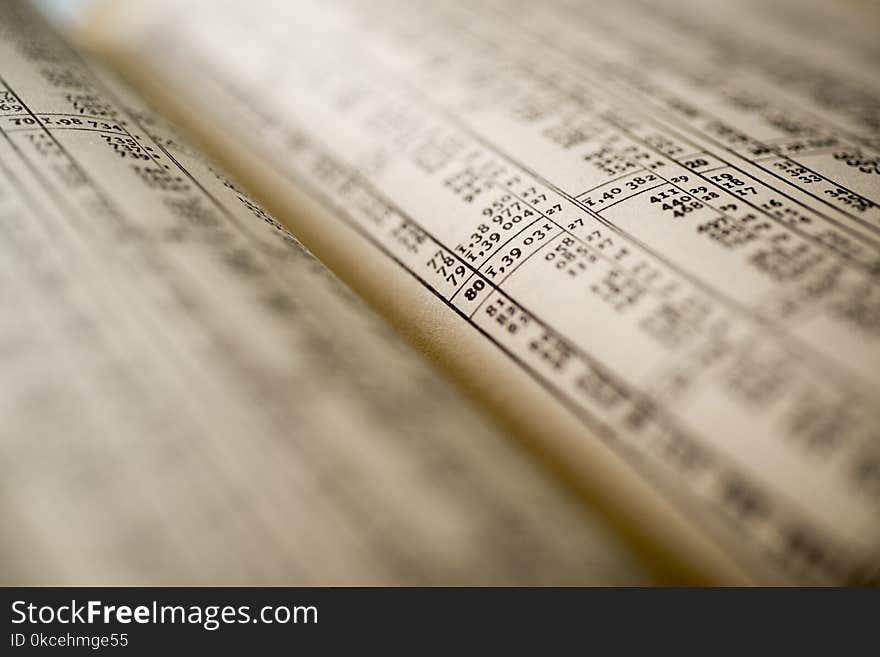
[[86, 0, 880, 584], [0, 0, 648, 585]]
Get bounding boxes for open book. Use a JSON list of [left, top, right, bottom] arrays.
[[2, 0, 878, 585]]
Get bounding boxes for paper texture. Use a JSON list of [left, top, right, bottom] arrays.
[[0, 1, 647, 585], [85, 0, 880, 584]]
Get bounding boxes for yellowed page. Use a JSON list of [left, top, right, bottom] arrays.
[[84, 0, 880, 584], [0, 0, 652, 585]]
